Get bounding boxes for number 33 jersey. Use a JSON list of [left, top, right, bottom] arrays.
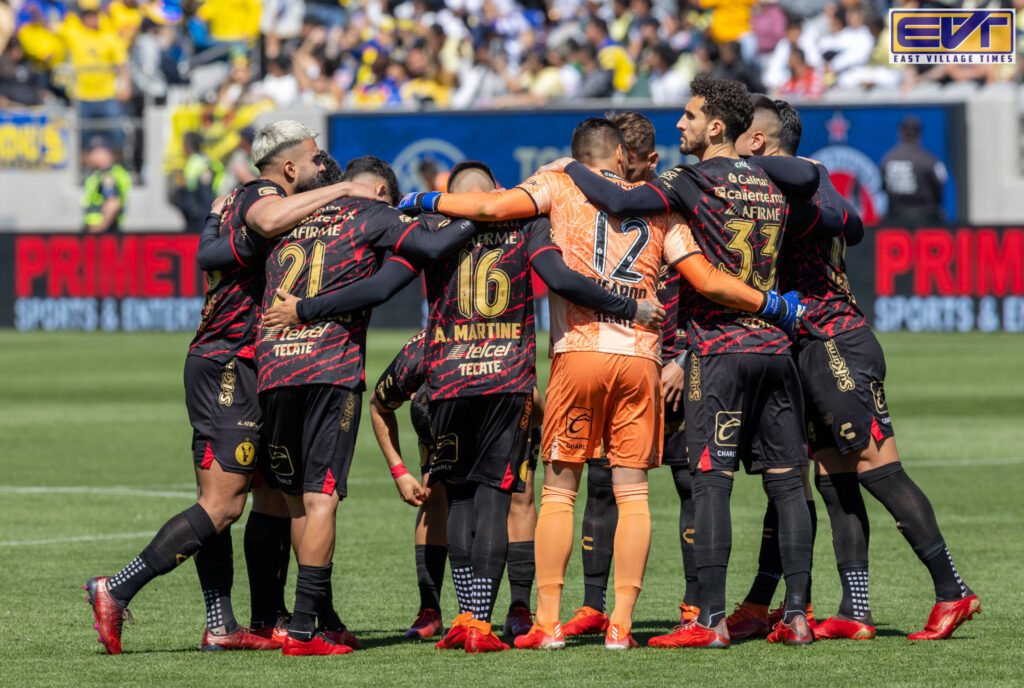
[[423, 214, 556, 401], [257, 197, 418, 393], [517, 170, 696, 363]]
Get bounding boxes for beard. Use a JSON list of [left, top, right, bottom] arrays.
[[294, 170, 321, 193]]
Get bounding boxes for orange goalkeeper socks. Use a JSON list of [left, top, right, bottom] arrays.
[[534, 485, 577, 626], [608, 483, 651, 632]]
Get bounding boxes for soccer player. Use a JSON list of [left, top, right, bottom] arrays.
[[549, 79, 819, 647], [747, 100, 979, 641], [84, 120, 358, 654], [401, 117, 801, 650]]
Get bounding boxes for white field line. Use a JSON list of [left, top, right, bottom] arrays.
[[0, 531, 154, 547]]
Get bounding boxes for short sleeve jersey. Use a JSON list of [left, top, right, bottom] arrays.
[[657, 266, 687, 362], [517, 170, 697, 363], [653, 158, 792, 356], [423, 213, 556, 400], [374, 329, 429, 410], [188, 179, 278, 362], [780, 166, 866, 339], [257, 197, 419, 392]]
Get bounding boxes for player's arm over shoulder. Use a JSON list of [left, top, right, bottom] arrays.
[[665, 217, 765, 313], [436, 182, 541, 221]]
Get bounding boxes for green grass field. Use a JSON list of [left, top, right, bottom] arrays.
[[1, 330, 1022, 686]]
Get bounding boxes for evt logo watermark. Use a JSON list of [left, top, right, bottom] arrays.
[[889, 9, 1015, 64]]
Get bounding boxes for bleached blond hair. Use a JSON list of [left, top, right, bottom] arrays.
[[251, 120, 319, 171]]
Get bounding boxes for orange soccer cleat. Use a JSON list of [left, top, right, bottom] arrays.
[[561, 606, 609, 637], [435, 612, 473, 650], [907, 594, 981, 640], [249, 614, 290, 648], [281, 633, 353, 656], [725, 601, 771, 640], [767, 614, 814, 645], [514, 622, 565, 650], [201, 627, 280, 651], [84, 577, 132, 655], [648, 620, 730, 649], [767, 602, 816, 629], [604, 623, 638, 650], [679, 603, 700, 624], [813, 616, 876, 640], [320, 624, 361, 650], [405, 608, 443, 638], [464, 619, 510, 653]]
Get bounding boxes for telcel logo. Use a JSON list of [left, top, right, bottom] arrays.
[[890, 10, 1015, 64]]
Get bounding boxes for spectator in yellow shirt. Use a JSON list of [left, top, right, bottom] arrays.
[[584, 16, 635, 94], [196, 0, 261, 47], [700, 0, 755, 45], [107, 0, 144, 48]]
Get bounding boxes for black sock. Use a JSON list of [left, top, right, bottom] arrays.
[[290, 564, 331, 641], [195, 527, 238, 634], [416, 544, 447, 612], [470, 484, 510, 622], [807, 498, 817, 605], [694, 470, 733, 627], [745, 501, 782, 606], [763, 469, 812, 623], [244, 511, 291, 627], [446, 482, 476, 615], [506, 541, 534, 611], [671, 465, 699, 607], [859, 462, 970, 601], [109, 504, 217, 606], [582, 463, 616, 612], [815, 473, 871, 620]]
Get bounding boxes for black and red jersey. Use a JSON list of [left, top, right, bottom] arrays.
[[423, 215, 558, 401], [257, 197, 418, 392], [657, 265, 686, 362], [374, 330, 428, 410], [188, 179, 280, 362], [654, 158, 792, 356]]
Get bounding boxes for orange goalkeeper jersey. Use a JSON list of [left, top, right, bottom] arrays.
[[517, 170, 699, 362]]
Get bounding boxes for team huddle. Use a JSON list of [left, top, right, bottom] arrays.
[[84, 75, 980, 656]]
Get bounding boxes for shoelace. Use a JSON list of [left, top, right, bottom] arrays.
[[114, 606, 135, 634]]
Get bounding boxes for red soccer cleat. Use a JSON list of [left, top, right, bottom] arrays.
[[561, 606, 609, 636], [907, 594, 981, 640], [767, 602, 817, 629], [435, 612, 473, 650], [648, 620, 730, 649], [513, 622, 565, 650], [84, 577, 132, 655], [725, 601, 771, 640], [813, 617, 876, 640], [320, 624, 361, 650], [767, 614, 814, 645], [405, 608, 443, 638], [679, 603, 700, 624], [503, 606, 534, 638], [250, 614, 290, 648], [281, 633, 354, 656], [201, 627, 280, 651], [604, 623, 638, 650], [464, 619, 510, 653]]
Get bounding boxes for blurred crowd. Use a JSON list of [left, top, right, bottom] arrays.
[[3, 0, 1023, 125]]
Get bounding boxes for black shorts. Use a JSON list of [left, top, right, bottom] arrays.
[[410, 387, 433, 475], [684, 352, 808, 474], [258, 385, 361, 497], [662, 401, 688, 468], [429, 393, 532, 493], [796, 326, 895, 455], [184, 355, 261, 474]]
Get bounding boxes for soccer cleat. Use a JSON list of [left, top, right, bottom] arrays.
[[84, 576, 132, 655], [604, 623, 638, 650], [648, 620, 730, 649], [725, 601, 771, 639], [320, 624, 361, 650], [201, 627, 280, 651], [907, 594, 981, 640], [435, 612, 473, 650], [405, 608, 443, 639], [513, 622, 565, 650], [503, 606, 534, 638], [767, 602, 817, 630], [281, 633, 354, 656], [464, 619, 510, 653], [813, 616, 876, 640], [250, 614, 290, 648], [679, 603, 700, 624], [561, 606, 609, 636], [767, 614, 814, 645]]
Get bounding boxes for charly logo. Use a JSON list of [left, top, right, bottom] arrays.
[[218, 358, 237, 406], [434, 433, 458, 465], [825, 339, 856, 391], [269, 444, 294, 478], [391, 138, 467, 197], [234, 439, 255, 466], [565, 406, 593, 439], [870, 380, 889, 416], [715, 411, 742, 446], [890, 10, 1014, 64]]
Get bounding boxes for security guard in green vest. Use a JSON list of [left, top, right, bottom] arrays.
[[173, 131, 224, 230], [82, 142, 132, 233]]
